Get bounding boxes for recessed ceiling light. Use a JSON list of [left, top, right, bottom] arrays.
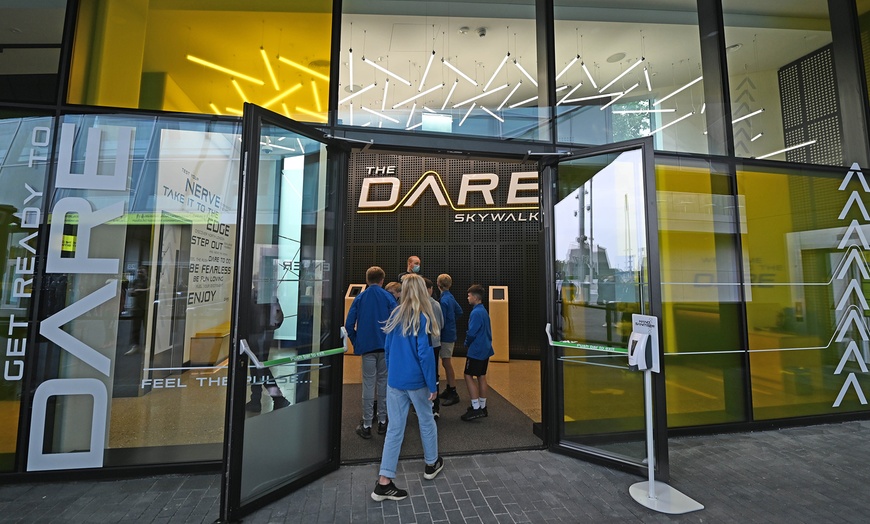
[[344, 84, 363, 93], [9, 27, 23, 33], [726, 43, 743, 52], [458, 26, 469, 34], [607, 52, 626, 63]]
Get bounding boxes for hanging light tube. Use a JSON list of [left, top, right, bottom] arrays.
[[751, 132, 763, 142], [701, 103, 706, 114], [443, 58, 478, 86], [209, 103, 221, 115], [260, 48, 280, 90], [361, 106, 399, 123], [612, 108, 676, 114], [349, 102, 353, 126], [423, 106, 436, 113], [261, 141, 296, 153], [419, 51, 436, 91], [557, 55, 580, 81], [601, 82, 639, 111], [654, 75, 703, 106], [295, 106, 327, 122], [282, 103, 290, 118], [263, 83, 303, 108], [339, 82, 376, 104], [225, 107, 243, 116], [311, 81, 322, 112], [498, 81, 523, 111], [406, 103, 417, 128], [509, 95, 538, 109], [459, 102, 476, 126], [187, 55, 264, 85], [647, 111, 694, 136], [643, 67, 652, 92], [599, 57, 644, 93], [406, 122, 423, 131], [441, 79, 459, 110], [732, 108, 764, 124], [453, 83, 509, 108], [381, 79, 390, 111], [348, 49, 354, 91], [231, 79, 248, 102], [297, 138, 305, 153], [563, 92, 623, 103], [558, 82, 584, 106], [393, 83, 445, 109], [362, 57, 411, 86], [581, 62, 598, 89], [277, 55, 330, 81], [513, 60, 538, 87], [756, 139, 816, 160], [481, 106, 504, 123], [485, 52, 511, 91]]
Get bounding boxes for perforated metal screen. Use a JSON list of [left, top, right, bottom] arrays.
[[344, 152, 542, 358], [778, 45, 843, 165]]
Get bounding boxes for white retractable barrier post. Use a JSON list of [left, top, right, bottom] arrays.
[[628, 314, 703, 515]]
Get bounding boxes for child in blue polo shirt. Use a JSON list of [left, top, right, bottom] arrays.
[[461, 284, 494, 421]]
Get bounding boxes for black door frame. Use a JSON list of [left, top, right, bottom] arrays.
[[539, 136, 669, 481]]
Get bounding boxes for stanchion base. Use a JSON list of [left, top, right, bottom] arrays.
[[629, 481, 704, 515]]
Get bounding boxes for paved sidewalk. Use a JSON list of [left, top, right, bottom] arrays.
[[2, 420, 870, 522]]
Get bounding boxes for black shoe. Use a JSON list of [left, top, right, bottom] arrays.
[[378, 421, 388, 435], [245, 399, 261, 412], [438, 387, 452, 400], [442, 389, 460, 406], [356, 424, 372, 439], [433, 410, 440, 421], [272, 396, 290, 409], [424, 456, 444, 480], [460, 406, 485, 421], [371, 480, 408, 501], [481, 406, 488, 417]]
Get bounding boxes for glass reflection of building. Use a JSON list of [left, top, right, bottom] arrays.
[[1, 0, 870, 478]]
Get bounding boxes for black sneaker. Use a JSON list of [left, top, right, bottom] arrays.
[[442, 388, 460, 406], [424, 456, 444, 480], [438, 387, 452, 400], [460, 406, 485, 421], [356, 424, 372, 439], [272, 396, 290, 410], [481, 406, 488, 417], [245, 399, 261, 412], [378, 421, 388, 435], [371, 480, 408, 501]]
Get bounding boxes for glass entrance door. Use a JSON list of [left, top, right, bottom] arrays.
[[220, 104, 347, 521], [542, 138, 668, 479]]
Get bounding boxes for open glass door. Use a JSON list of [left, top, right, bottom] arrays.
[[220, 104, 348, 521], [542, 138, 668, 479]]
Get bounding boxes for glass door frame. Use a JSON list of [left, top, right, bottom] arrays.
[[220, 103, 349, 521], [539, 136, 669, 481]]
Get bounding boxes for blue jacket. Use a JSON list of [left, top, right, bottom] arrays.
[[385, 314, 437, 393], [439, 289, 463, 343], [344, 284, 397, 355], [465, 303, 494, 360]]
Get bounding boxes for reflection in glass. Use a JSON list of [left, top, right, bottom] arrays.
[[724, 1, 834, 164], [552, 148, 648, 463], [554, 1, 707, 154], [240, 124, 337, 504], [0, 1, 66, 104], [339, 0, 542, 141]]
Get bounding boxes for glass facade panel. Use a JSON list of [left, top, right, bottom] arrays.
[[554, 1, 707, 155], [656, 157, 748, 427], [738, 163, 870, 420], [724, 1, 836, 164], [860, 2, 870, 106], [0, 1, 66, 104], [0, 114, 55, 472], [27, 113, 241, 471], [339, 0, 542, 141], [68, 1, 332, 122]]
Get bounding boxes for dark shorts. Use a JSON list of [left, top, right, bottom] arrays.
[[464, 356, 489, 377]]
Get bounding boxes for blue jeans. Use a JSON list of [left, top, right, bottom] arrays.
[[361, 352, 387, 425], [379, 385, 438, 478]]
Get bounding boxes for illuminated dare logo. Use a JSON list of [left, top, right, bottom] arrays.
[[357, 170, 539, 213], [28, 123, 134, 471]]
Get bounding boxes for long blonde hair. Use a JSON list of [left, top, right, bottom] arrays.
[[383, 274, 440, 337]]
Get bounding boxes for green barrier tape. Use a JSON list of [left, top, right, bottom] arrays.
[[551, 341, 628, 354], [262, 346, 346, 367]]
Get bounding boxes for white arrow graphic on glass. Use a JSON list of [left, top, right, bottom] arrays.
[[839, 163, 869, 192], [838, 191, 870, 221], [836, 280, 870, 311], [834, 341, 869, 375], [835, 309, 870, 342], [833, 373, 868, 407], [836, 247, 870, 280], [838, 219, 870, 250]]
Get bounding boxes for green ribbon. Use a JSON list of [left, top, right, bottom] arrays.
[[262, 346, 347, 367]]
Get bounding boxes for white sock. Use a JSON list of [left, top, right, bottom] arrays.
[[479, 398, 487, 408], [471, 399, 480, 409]]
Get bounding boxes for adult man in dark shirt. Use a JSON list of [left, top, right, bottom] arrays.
[[125, 266, 149, 355]]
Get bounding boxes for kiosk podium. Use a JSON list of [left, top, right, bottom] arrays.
[[489, 286, 509, 362], [343, 284, 366, 355]]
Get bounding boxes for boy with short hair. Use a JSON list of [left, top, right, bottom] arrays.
[[437, 274, 462, 406], [345, 266, 397, 438], [461, 284, 494, 421]]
